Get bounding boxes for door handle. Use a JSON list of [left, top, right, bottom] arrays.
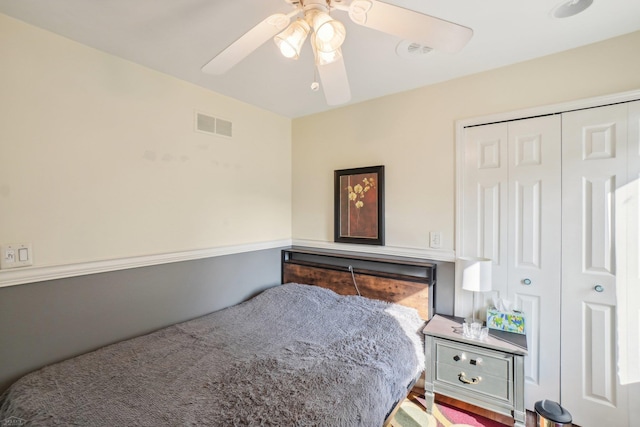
[[594, 284, 604, 293]]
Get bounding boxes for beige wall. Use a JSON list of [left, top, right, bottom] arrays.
[[0, 14, 292, 268], [292, 31, 640, 256], [2, 11, 638, 270]]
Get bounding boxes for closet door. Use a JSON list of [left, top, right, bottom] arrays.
[[618, 101, 640, 388], [461, 123, 509, 301], [561, 103, 631, 426], [506, 117, 561, 408], [461, 115, 561, 409], [623, 102, 640, 424]]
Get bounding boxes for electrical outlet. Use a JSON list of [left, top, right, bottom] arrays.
[[429, 231, 442, 249], [0, 243, 33, 269]]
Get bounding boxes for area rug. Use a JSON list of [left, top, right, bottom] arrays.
[[391, 397, 508, 427], [432, 401, 506, 427]]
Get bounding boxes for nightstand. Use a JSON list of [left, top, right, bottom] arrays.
[[423, 314, 528, 427]]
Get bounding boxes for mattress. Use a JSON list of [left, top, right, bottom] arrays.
[[0, 283, 425, 426]]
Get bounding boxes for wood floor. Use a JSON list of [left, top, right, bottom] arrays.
[[406, 388, 538, 427]]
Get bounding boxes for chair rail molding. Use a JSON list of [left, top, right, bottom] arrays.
[[292, 239, 456, 262], [0, 239, 292, 288]]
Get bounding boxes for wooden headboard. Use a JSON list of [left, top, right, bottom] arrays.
[[281, 247, 436, 321]]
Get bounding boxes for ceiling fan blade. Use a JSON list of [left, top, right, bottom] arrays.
[[348, 0, 472, 53], [317, 53, 351, 106], [202, 13, 291, 75]]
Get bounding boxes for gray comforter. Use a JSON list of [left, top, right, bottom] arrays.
[[0, 283, 425, 426]]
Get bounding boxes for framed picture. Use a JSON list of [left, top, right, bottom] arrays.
[[334, 165, 384, 245]]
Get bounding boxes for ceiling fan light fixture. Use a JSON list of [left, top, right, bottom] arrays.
[[317, 47, 343, 66], [309, 10, 346, 52], [274, 18, 310, 59], [310, 33, 342, 66], [203, 0, 474, 107]]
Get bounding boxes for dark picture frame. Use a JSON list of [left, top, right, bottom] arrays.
[[334, 165, 384, 245]]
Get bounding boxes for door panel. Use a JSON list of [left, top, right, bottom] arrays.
[[462, 116, 561, 409], [583, 302, 616, 405], [479, 182, 502, 263], [562, 103, 629, 426], [516, 294, 540, 385], [515, 179, 541, 269], [583, 176, 616, 274], [507, 116, 561, 408], [461, 124, 508, 319], [617, 101, 640, 391]]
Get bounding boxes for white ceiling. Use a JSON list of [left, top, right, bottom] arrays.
[[1, 0, 639, 118]]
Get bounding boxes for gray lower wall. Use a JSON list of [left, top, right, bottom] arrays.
[[0, 247, 283, 393], [0, 248, 455, 394], [432, 260, 455, 317]]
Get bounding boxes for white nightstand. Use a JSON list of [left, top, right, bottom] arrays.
[[423, 314, 528, 427]]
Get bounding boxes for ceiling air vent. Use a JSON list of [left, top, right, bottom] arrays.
[[196, 112, 233, 138], [396, 40, 432, 60]]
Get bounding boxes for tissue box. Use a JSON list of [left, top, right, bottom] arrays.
[[486, 308, 525, 334]]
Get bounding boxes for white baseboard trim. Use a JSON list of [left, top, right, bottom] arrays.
[[0, 239, 292, 288], [291, 239, 456, 262]]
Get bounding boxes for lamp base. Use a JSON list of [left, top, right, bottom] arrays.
[[462, 291, 488, 340]]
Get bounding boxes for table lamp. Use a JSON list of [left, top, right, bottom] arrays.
[[458, 257, 492, 324]]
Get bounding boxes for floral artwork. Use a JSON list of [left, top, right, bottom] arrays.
[[342, 174, 377, 236], [334, 166, 384, 245]]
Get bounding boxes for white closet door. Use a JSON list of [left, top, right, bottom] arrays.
[[461, 116, 561, 409], [618, 101, 640, 425], [461, 123, 509, 313], [507, 116, 561, 408], [617, 101, 640, 385], [561, 103, 630, 426]]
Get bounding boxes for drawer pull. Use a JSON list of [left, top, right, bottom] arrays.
[[453, 353, 466, 362], [458, 372, 481, 385]]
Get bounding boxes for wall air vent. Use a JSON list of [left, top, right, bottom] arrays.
[[195, 112, 233, 138], [215, 118, 233, 137]]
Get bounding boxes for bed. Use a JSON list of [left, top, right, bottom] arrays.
[[0, 282, 426, 426]]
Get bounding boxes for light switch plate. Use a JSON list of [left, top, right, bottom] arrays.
[[0, 243, 33, 269], [429, 231, 442, 249]]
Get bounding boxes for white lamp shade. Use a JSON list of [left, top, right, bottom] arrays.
[[458, 257, 492, 292]]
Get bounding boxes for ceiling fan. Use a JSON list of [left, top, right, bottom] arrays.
[[201, 0, 473, 106]]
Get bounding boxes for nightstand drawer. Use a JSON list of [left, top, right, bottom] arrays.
[[435, 361, 511, 401], [436, 341, 512, 381], [423, 316, 527, 427]]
